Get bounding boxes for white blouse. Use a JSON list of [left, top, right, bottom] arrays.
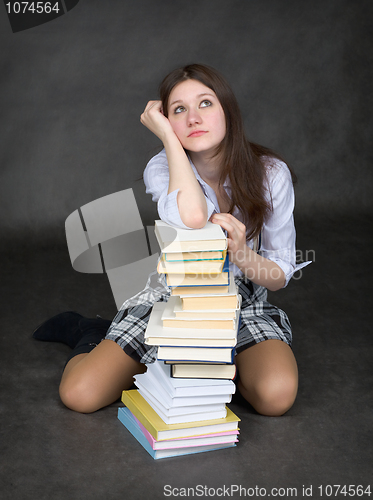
[[143, 149, 310, 287]]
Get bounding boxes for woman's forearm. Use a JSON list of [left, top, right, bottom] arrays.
[[210, 213, 286, 291], [239, 247, 286, 291], [163, 133, 208, 228]]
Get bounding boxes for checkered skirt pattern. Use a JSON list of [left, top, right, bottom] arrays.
[[105, 271, 292, 363]]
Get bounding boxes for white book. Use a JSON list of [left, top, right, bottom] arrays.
[[134, 371, 232, 408], [146, 360, 236, 397], [136, 384, 226, 416], [146, 336, 237, 348], [136, 384, 227, 424], [154, 220, 227, 253], [157, 346, 234, 364], [139, 397, 227, 425], [145, 302, 238, 340]]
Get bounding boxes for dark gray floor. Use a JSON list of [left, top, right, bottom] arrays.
[[1, 213, 372, 500]]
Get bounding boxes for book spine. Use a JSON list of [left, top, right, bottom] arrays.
[[121, 391, 159, 440]]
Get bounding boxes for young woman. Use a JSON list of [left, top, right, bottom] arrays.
[[37, 64, 307, 416]]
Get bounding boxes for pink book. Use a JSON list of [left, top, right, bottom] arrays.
[[133, 414, 239, 450]]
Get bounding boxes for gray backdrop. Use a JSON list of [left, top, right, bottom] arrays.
[[0, 0, 372, 249]]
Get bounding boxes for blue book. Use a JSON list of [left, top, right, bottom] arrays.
[[117, 407, 236, 460]]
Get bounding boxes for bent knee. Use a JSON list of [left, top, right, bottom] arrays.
[[241, 372, 298, 417], [59, 377, 101, 414], [258, 373, 298, 416]]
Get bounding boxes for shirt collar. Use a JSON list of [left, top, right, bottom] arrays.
[[188, 156, 230, 189]]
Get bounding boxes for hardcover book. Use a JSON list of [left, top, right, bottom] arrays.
[[145, 360, 236, 397], [157, 251, 226, 275], [134, 370, 233, 408], [144, 302, 238, 341], [121, 390, 240, 441], [118, 407, 237, 459], [164, 250, 224, 262], [170, 363, 237, 380], [154, 220, 227, 253], [164, 254, 229, 288], [161, 296, 240, 330], [157, 345, 235, 363]]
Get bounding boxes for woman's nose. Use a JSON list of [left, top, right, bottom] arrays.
[[187, 109, 202, 125]]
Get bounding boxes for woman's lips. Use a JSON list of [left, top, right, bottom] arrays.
[[188, 130, 208, 138]]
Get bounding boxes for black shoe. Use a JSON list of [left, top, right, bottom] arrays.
[[32, 311, 84, 349]]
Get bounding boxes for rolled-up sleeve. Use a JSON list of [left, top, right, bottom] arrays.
[[143, 149, 216, 229], [260, 161, 311, 287]]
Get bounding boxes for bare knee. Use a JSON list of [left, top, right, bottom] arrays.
[[257, 373, 298, 416], [240, 372, 298, 417], [59, 376, 104, 413]]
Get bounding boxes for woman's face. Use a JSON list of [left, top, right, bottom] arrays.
[[167, 79, 226, 156]]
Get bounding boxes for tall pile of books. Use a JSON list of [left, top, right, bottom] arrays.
[[118, 220, 241, 459]]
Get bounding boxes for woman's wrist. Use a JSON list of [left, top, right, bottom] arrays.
[[161, 128, 181, 148]]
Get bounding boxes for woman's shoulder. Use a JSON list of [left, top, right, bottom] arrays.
[[143, 148, 171, 193], [145, 148, 168, 168], [261, 155, 293, 190], [143, 148, 169, 185]]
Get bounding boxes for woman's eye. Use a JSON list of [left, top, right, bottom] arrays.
[[174, 106, 185, 114], [200, 100, 212, 108]]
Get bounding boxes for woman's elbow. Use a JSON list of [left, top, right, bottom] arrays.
[[181, 210, 208, 229], [267, 281, 285, 292], [267, 268, 286, 292]]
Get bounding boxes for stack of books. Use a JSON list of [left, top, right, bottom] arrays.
[[118, 220, 241, 459], [151, 220, 241, 370], [119, 362, 240, 459]]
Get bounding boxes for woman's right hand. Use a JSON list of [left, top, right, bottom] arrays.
[[140, 100, 175, 143]]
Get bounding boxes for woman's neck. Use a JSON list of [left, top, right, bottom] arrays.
[[189, 150, 223, 187]]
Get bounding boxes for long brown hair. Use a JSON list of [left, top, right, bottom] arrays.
[[159, 64, 296, 240]]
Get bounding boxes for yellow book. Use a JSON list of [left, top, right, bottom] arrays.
[[121, 390, 240, 441]]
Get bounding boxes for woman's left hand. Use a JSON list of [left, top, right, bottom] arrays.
[[211, 213, 249, 270]]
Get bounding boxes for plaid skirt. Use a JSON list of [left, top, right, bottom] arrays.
[[105, 271, 292, 364]]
